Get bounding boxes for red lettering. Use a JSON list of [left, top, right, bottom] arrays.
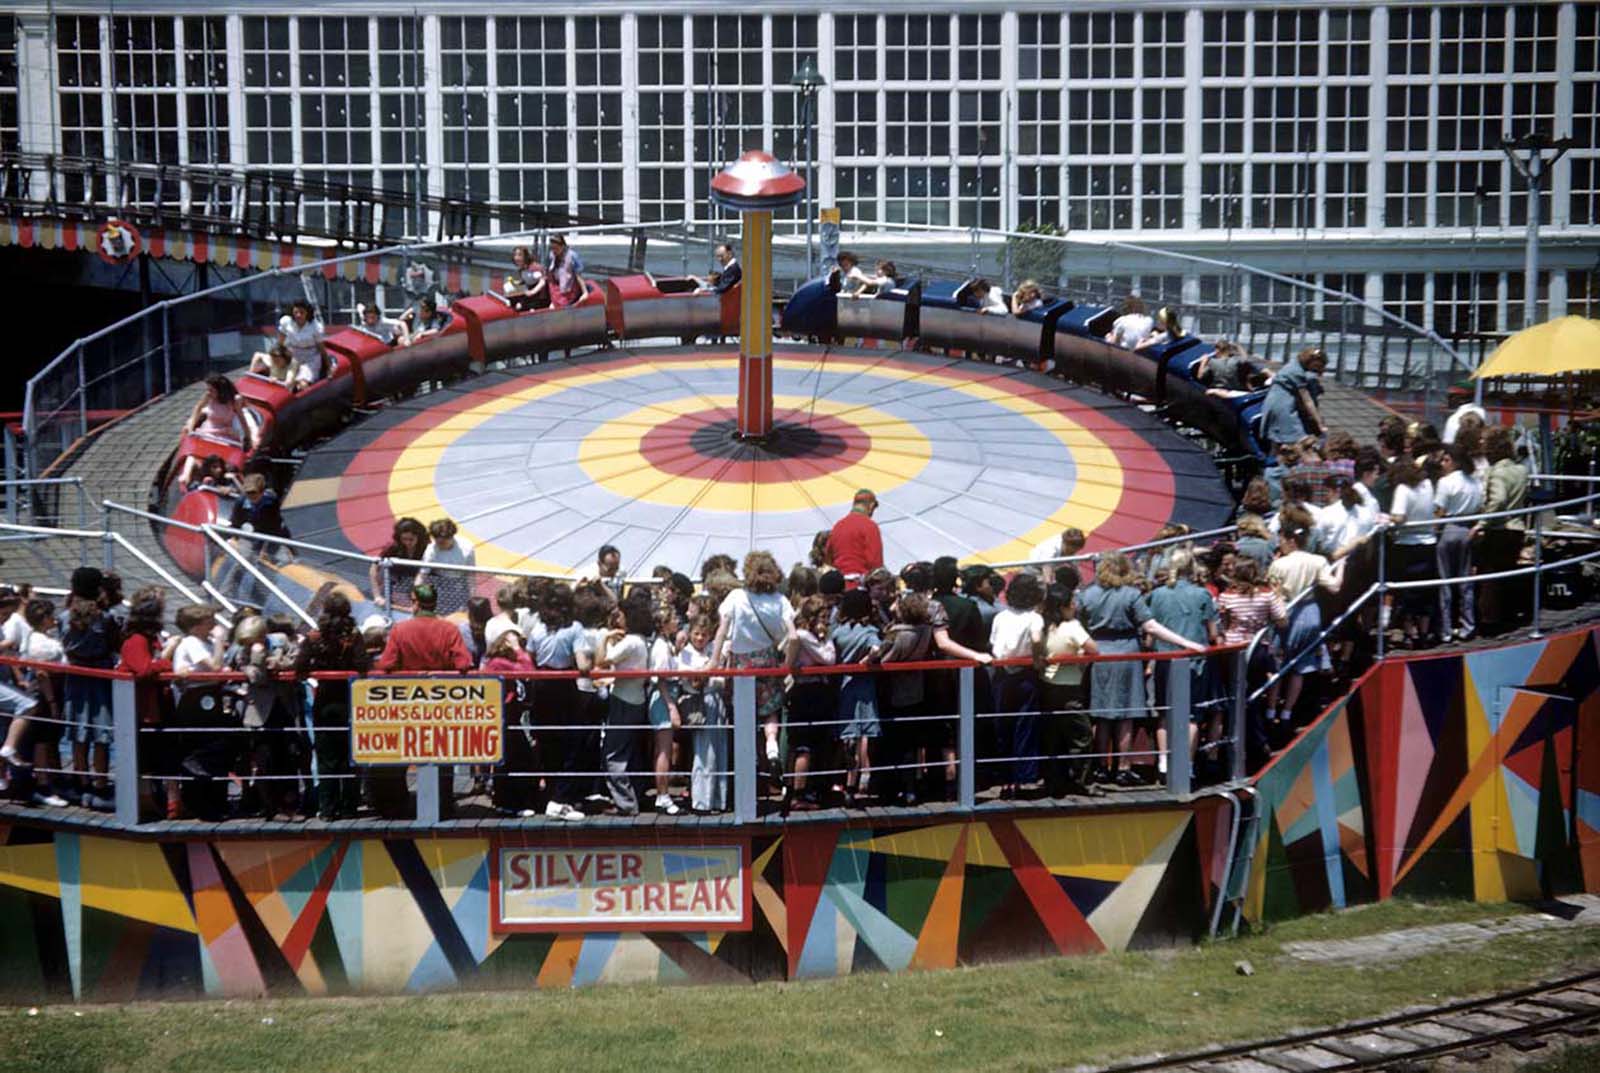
[[402, 726, 418, 754], [620, 884, 638, 912], [565, 853, 592, 885], [594, 887, 614, 913], [643, 884, 664, 912], [714, 877, 735, 912], [595, 855, 616, 883], [532, 852, 543, 888], [621, 853, 642, 880], [507, 852, 530, 891], [689, 879, 711, 912], [383, 731, 399, 752], [544, 853, 565, 887], [669, 881, 687, 913]]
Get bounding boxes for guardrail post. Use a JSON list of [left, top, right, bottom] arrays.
[[1165, 658, 1192, 796], [76, 348, 88, 441], [381, 558, 393, 610], [3, 427, 17, 523], [161, 304, 172, 395], [415, 763, 441, 824], [1375, 534, 1388, 661], [958, 665, 976, 811], [1531, 508, 1544, 640], [111, 676, 139, 827], [732, 675, 757, 823], [1230, 648, 1248, 781]]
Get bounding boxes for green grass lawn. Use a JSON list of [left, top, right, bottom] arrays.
[[9, 898, 1600, 1073]]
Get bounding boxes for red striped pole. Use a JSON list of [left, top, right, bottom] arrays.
[[738, 209, 774, 438]]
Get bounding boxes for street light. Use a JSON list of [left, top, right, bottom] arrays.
[[1501, 131, 1577, 330], [790, 56, 825, 278]]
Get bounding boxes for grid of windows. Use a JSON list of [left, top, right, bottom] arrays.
[[0, 16, 16, 155], [298, 16, 373, 225], [13, 7, 1597, 252], [496, 17, 567, 215], [56, 15, 105, 201]]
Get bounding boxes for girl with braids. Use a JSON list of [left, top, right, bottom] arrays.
[[294, 592, 370, 820]]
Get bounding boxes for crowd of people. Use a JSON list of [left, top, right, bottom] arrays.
[[7, 267, 1559, 824], [0, 383, 1544, 825]]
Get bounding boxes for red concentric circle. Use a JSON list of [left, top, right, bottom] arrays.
[[636, 406, 873, 483]]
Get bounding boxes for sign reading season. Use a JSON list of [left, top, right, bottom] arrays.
[[492, 842, 750, 932], [351, 677, 502, 765]]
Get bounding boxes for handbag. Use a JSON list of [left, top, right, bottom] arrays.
[[677, 689, 706, 727]]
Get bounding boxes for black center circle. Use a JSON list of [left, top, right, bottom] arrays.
[[688, 418, 853, 461]]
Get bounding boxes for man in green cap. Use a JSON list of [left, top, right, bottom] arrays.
[[826, 488, 883, 585]]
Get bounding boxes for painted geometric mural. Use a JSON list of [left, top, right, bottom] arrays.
[[0, 806, 1230, 1001], [2, 624, 1596, 1000], [1243, 626, 1600, 926]]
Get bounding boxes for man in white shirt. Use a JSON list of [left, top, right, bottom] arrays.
[[1435, 443, 1483, 640], [1029, 527, 1086, 569]]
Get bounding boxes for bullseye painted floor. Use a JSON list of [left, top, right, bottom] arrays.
[[280, 344, 1233, 577]]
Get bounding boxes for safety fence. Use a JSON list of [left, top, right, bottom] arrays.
[[1246, 483, 1600, 714], [829, 218, 1472, 407], [0, 645, 1247, 831]]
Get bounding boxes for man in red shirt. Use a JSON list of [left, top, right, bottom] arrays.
[[375, 584, 474, 672], [826, 489, 884, 582]]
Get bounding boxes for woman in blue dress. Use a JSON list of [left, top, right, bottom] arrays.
[[1076, 552, 1207, 787], [1260, 346, 1328, 449]]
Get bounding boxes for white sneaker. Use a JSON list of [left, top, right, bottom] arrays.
[[655, 793, 680, 816], [765, 738, 780, 763], [0, 744, 16, 762], [31, 791, 69, 808], [544, 801, 584, 822]]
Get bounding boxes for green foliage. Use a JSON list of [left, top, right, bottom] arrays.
[[1008, 220, 1066, 289]]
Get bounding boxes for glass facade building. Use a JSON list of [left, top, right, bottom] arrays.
[[3, 3, 1599, 333]]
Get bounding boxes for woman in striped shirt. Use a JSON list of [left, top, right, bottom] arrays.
[[1216, 557, 1286, 768]]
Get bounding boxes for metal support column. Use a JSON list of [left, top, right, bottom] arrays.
[[957, 665, 976, 810], [1229, 649, 1248, 782], [111, 676, 140, 827], [733, 674, 758, 823], [1165, 659, 1192, 796]]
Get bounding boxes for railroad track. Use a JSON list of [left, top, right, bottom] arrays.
[[1089, 969, 1600, 1072]]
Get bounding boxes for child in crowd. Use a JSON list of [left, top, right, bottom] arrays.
[[1434, 443, 1483, 642], [1267, 508, 1344, 725], [989, 572, 1045, 797], [647, 605, 681, 815], [482, 620, 537, 817], [678, 613, 725, 814], [418, 518, 475, 615], [871, 590, 934, 806], [830, 588, 882, 804], [1037, 583, 1097, 797], [596, 595, 652, 816], [11, 600, 69, 806], [171, 604, 230, 819], [786, 595, 837, 808]]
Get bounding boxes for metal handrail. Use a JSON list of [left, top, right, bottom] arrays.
[[836, 218, 1470, 381], [20, 217, 703, 480], [994, 523, 1242, 571]]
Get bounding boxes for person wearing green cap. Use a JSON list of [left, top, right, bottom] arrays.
[[826, 489, 883, 583]]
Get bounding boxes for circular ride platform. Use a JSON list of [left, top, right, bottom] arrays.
[[280, 344, 1233, 578]]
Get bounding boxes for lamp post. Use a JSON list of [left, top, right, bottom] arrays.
[[1501, 132, 1576, 330], [790, 56, 825, 279]]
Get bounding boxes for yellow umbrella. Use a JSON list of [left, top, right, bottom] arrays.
[[1473, 315, 1600, 379]]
